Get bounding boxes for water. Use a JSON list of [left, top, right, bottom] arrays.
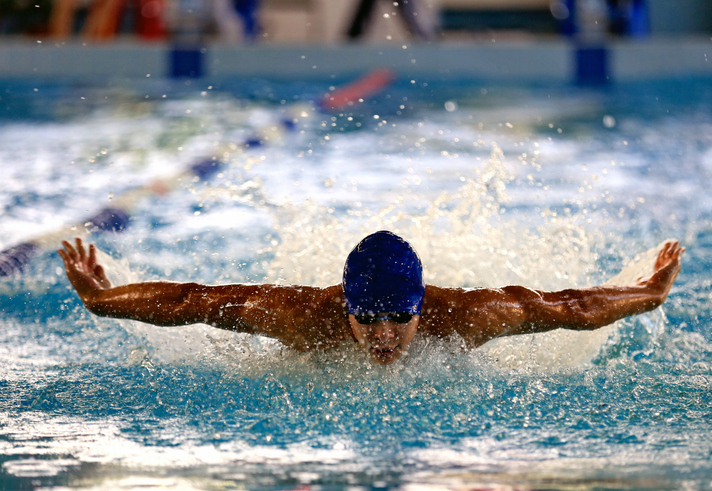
[[1, 76, 711, 490]]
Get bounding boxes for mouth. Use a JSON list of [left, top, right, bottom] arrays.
[[371, 346, 399, 363]]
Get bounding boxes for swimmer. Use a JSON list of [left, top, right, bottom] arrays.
[[58, 231, 684, 365]]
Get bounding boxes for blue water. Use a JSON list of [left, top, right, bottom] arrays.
[[1, 76, 711, 490]]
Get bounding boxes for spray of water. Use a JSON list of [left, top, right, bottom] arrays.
[[111, 138, 641, 374]]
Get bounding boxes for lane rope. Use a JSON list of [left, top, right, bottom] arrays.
[[0, 69, 395, 277]]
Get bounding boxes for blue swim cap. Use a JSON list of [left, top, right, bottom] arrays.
[[342, 231, 425, 315]]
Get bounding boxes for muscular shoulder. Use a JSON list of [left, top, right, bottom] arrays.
[[275, 284, 352, 350], [206, 283, 351, 350], [286, 284, 350, 335], [419, 284, 527, 347]]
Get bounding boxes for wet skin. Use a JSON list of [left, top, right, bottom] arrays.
[[348, 314, 419, 364], [59, 238, 684, 366]]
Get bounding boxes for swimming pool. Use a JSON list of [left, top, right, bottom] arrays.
[[1, 75, 711, 490]]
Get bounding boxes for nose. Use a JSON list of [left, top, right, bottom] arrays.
[[371, 323, 395, 343]]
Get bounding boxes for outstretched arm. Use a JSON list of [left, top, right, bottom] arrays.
[[500, 240, 685, 337], [58, 238, 196, 325], [426, 241, 685, 346], [58, 238, 348, 349]]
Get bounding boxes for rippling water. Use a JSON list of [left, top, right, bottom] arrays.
[[1, 76, 711, 490]]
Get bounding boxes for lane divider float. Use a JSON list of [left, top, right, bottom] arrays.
[[0, 158, 221, 277], [0, 68, 395, 277]]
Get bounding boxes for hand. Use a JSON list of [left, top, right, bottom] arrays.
[[58, 238, 112, 300], [637, 240, 685, 301]]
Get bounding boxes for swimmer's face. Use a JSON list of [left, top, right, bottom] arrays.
[[349, 313, 420, 365]]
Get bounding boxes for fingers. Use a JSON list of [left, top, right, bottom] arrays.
[[661, 240, 677, 256], [60, 237, 95, 266], [88, 244, 97, 269], [57, 248, 70, 266], [666, 241, 685, 264], [676, 244, 686, 257], [76, 237, 87, 263], [657, 240, 685, 265], [662, 240, 685, 254], [62, 239, 77, 260]]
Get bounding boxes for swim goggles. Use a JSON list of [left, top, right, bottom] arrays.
[[354, 312, 414, 325]]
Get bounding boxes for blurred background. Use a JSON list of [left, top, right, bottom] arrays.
[[0, 0, 709, 47]]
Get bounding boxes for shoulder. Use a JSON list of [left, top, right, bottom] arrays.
[[422, 284, 517, 310], [291, 284, 352, 349], [419, 284, 491, 333], [419, 284, 528, 346], [204, 283, 351, 350], [204, 283, 344, 309], [241, 283, 347, 324]]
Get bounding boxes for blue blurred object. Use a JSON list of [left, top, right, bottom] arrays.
[[575, 46, 609, 85], [190, 158, 222, 180], [627, 0, 650, 37], [560, 0, 578, 35], [170, 48, 203, 78], [608, 0, 650, 37], [561, 0, 649, 38], [0, 242, 39, 277], [232, 0, 260, 41], [86, 208, 131, 232]]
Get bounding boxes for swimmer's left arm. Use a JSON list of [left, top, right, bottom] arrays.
[[496, 241, 685, 338], [444, 241, 684, 343]]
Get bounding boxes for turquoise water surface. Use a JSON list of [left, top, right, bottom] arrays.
[[1, 77, 711, 490]]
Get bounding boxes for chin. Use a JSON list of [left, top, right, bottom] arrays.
[[370, 347, 402, 365]]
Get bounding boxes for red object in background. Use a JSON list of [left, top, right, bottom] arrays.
[[320, 68, 396, 111], [80, 0, 165, 41], [135, 0, 166, 39]]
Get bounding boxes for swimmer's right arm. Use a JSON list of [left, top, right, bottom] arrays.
[[59, 238, 348, 348]]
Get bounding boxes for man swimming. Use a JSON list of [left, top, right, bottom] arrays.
[[59, 231, 684, 365]]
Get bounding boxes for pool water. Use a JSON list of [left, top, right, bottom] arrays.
[[1, 76, 711, 490]]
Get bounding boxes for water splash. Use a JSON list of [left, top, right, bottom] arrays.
[[3, 81, 711, 490]]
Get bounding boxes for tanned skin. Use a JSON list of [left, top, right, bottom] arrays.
[[59, 238, 684, 365]]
